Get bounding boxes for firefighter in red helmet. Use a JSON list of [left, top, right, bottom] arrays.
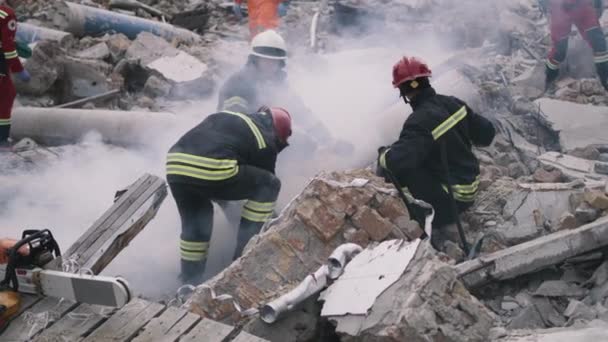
[[377, 56, 496, 252], [167, 106, 292, 284]]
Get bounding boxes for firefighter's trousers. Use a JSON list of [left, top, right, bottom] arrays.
[[0, 75, 16, 145], [396, 167, 475, 248], [169, 164, 281, 282]]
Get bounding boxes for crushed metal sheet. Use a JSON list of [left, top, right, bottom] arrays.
[[319, 239, 421, 316]]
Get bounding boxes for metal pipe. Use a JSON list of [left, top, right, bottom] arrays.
[[260, 242, 363, 324], [10, 107, 178, 147], [109, 0, 168, 19], [260, 265, 328, 324], [327, 243, 362, 279], [51, 2, 201, 43], [16, 22, 75, 46]]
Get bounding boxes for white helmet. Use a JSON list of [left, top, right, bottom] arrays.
[[250, 30, 287, 60]]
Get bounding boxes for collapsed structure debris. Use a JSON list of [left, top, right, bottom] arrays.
[[5, 0, 608, 341]]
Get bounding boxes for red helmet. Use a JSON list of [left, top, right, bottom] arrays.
[[392, 56, 432, 88], [269, 107, 292, 144]]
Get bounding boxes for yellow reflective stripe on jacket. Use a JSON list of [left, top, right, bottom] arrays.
[[166, 164, 239, 181], [167, 153, 237, 170], [595, 53, 608, 64], [432, 106, 467, 140], [0, 118, 10, 126], [223, 111, 267, 149], [4, 50, 18, 59], [0, 10, 8, 18], [379, 148, 390, 169], [244, 200, 275, 212], [222, 96, 249, 111]]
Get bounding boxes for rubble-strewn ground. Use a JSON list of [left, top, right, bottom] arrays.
[[4, 0, 608, 341]]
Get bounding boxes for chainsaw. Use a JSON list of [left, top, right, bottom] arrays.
[[0, 230, 131, 331]]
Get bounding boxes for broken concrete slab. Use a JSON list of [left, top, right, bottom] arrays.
[[125, 32, 181, 66], [538, 152, 608, 183], [59, 57, 113, 101], [502, 184, 580, 230], [456, 217, 608, 288], [76, 42, 111, 60], [533, 98, 608, 151], [495, 319, 608, 341], [565, 300, 597, 323], [147, 51, 209, 83], [327, 242, 495, 341], [508, 305, 546, 330], [185, 170, 414, 337], [534, 280, 588, 298]]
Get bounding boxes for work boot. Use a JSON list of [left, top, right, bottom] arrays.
[[431, 223, 461, 252], [545, 65, 559, 92], [596, 61, 608, 91], [179, 259, 206, 285], [233, 220, 263, 261]]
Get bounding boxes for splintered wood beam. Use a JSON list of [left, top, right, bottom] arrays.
[[46, 173, 167, 274]]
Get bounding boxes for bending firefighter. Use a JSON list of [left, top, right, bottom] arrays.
[[0, 0, 30, 147], [542, 0, 608, 90], [377, 57, 496, 251], [166, 107, 292, 284], [218, 29, 343, 156], [232, 0, 290, 39]]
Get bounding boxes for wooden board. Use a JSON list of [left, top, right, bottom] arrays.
[[132, 307, 200, 342], [82, 298, 165, 342], [179, 318, 235, 342], [32, 303, 114, 342], [232, 331, 271, 342], [1, 297, 77, 341], [47, 174, 167, 274]]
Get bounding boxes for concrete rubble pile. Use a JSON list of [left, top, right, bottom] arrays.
[[180, 0, 608, 340], [6, 0, 608, 341]]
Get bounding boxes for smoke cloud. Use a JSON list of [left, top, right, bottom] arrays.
[[0, 0, 502, 299]]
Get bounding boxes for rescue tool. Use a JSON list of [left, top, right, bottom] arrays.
[[0, 230, 131, 331]]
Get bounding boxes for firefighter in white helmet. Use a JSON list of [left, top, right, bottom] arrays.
[[217, 30, 352, 158]]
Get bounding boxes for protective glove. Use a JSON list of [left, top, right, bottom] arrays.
[[278, 2, 289, 17], [16, 69, 31, 82], [376, 146, 389, 179], [232, 2, 243, 20]]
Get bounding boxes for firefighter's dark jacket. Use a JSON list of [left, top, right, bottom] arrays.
[[380, 87, 495, 191], [167, 111, 280, 186]]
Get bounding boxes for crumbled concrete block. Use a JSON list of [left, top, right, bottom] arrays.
[[534, 280, 588, 298]]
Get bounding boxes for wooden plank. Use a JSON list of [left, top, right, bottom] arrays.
[[82, 298, 165, 341], [45, 174, 151, 271], [179, 318, 235, 342], [232, 331, 271, 342], [84, 177, 167, 273], [32, 303, 113, 342], [47, 174, 167, 274], [1, 297, 77, 341], [133, 308, 200, 342]]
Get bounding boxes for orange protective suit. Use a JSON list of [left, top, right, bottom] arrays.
[[236, 0, 286, 38]]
